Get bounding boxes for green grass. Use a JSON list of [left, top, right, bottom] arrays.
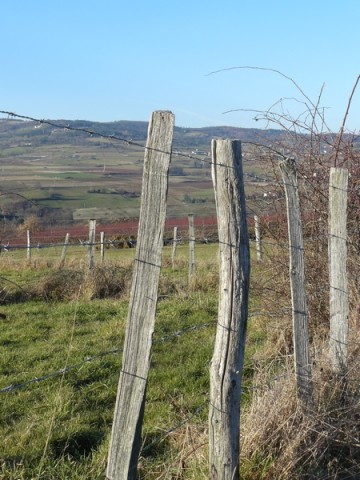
[[0, 244, 268, 479], [1, 241, 358, 478]]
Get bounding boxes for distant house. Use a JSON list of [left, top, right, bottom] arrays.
[[191, 149, 208, 155]]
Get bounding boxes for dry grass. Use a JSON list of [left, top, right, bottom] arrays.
[[240, 331, 360, 480], [28, 263, 133, 302], [138, 425, 208, 479]]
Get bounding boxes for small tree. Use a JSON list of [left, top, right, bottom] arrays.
[[18, 214, 42, 233]]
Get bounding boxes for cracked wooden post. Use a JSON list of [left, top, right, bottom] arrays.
[[328, 167, 349, 373], [209, 139, 250, 480], [279, 157, 313, 407], [106, 111, 174, 480]]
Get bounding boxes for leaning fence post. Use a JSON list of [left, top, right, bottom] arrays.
[[88, 219, 96, 270], [209, 139, 250, 480], [279, 157, 313, 407], [106, 111, 174, 480], [100, 231, 105, 263], [254, 215, 262, 261], [27, 230, 31, 262], [188, 214, 195, 280], [328, 167, 349, 373], [59, 233, 70, 269], [172, 226, 178, 269]]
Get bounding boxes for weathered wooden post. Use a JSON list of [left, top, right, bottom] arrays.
[[88, 219, 96, 270], [106, 111, 174, 480], [27, 230, 31, 262], [172, 225, 178, 269], [100, 231, 105, 263], [59, 233, 70, 269], [328, 167, 349, 373], [254, 215, 262, 261], [209, 139, 250, 480], [188, 214, 195, 280], [279, 157, 313, 407]]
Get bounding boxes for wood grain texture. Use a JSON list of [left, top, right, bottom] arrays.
[[279, 157, 313, 406], [328, 167, 349, 372], [209, 139, 250, 480], [106, 111, 174, 480]]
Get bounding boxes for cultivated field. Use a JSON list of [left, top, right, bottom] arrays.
[[0, 119, 276, 226]]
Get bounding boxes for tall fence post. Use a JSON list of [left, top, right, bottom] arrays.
[[209, 139, 250, 480], [279, 157, 313, 407], [254, 215, 262, 261], [328, 167, 349, 373], [27, 230, 31, 262], [59, 233, 70, 269], [88, 219, 96, 271], [106, 111, 174, 480], [100, 231, 105, 263], [172, 226, 178, 269], [188, 214, 195, 280]]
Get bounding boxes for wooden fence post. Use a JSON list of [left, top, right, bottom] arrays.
[[27, 230, 31, 262], [100, 231, 105, 263], [254, 215, 262, 261], [209, 139, 250, 480], [172, 226, 178, 269], [88, 219, 96, 270], [188, 214, 195, 280], [328, 167, 349, 373], [279, 157, 313, 407], [59, 233, 70, 269], [106, 111, 174, 480]]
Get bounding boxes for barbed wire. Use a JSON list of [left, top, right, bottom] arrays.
[[0, 233, 353, 261], [0, 321, 296, 462], [0, 321, 216, 394], [0, 310, 294, 395], [0, 110, 290, 171]]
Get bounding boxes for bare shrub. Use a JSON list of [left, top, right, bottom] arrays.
[[30, 264, 132, 302], [0, 279, 28, 304], [32, 269, 84, 301], [82, 265, 132, 300]]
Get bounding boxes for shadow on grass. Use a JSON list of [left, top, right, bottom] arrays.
[[140, 432, 171, 459], [50, 429, 105, 460]]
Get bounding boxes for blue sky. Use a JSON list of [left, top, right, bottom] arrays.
[[1, 1, 359, 131]]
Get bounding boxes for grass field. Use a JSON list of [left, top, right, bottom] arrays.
[[1, 239, 359, 479], [0, 243, 263, 479]]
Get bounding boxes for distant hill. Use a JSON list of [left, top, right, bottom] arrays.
[[0, 118, 286, 149]]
